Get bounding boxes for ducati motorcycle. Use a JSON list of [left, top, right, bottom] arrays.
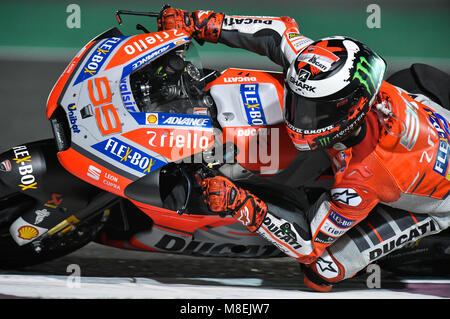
[[0, 10, 448, 278]]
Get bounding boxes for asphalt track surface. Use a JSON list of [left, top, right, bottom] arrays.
[[1, 59, 450, 301], [1, 242, 450, 300]]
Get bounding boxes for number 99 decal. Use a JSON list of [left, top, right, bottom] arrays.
[[87, 77, 122, 135]]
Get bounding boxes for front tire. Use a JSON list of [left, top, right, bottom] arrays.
[[0, 192, 97, 269]]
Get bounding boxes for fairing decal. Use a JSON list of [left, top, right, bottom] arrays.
[[91, 137, 167, 176], [46, 41, 96, 119], [73, 37, 127, 85], [57, 147, 133, 197]]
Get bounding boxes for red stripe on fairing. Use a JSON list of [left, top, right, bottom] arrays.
[[46, 41, 95, 119]]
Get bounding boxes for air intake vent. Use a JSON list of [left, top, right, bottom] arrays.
[[50, 105, 71, 152]]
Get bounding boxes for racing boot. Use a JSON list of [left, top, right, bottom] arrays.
[[301, 264, 333, 292], [201, 176, 267, 232]]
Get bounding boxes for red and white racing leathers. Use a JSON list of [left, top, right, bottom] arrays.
[[185, 11, 450, 284]]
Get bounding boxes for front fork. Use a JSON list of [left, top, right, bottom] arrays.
[[0, 139, 112, 247]]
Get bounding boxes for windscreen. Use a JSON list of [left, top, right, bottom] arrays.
[[128, 42, 210, 115]]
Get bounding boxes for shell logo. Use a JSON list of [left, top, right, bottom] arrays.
[[147, 114, 158, 124], [18, 225, 39, 240]]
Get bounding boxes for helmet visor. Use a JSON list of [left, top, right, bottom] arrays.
[[284, 90, 356, 133]]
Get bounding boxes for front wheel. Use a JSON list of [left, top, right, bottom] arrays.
[[0, 192, 101, 269]]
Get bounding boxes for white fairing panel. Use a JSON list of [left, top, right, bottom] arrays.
[[210, 83, 284, 128]]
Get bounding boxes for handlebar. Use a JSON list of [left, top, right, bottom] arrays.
[[115, 10, 160, 25]]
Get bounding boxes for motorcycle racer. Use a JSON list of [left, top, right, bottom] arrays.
[[158, 7, 450, 291]]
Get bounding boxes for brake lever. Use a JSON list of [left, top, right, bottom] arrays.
[[136, 24, 150, 34]]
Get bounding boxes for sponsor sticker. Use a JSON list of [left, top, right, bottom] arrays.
[[327, 210, 356, 229], [297, 45, 339, 72], [122, 127, 214, 162], [147, 113, 158, 124], [315, 209, 355, 244], [91, 137, 166, 175], [297, 69, 310, 82], [193, 107, 208, 115], [87, 165, 101, 181], [105, 31, 188, 70], [74, 37, 125, 85], [130, 112, 212, 128], [236, 206, 251, 226], [321, 219, 348, 237], [434, 139, 450, 177], [240, 84, 267, 126], [18, 225, 39, 240], [0, 159, 11, 172], [314, 230, 337, 244], [424, 107, 450, 179], [289, 76, 316, 92], [159, 114, 211, 127], [9, 217, 48, 246], [223, 17, 273, 27], [34, 209, 50, 225], [288, 32, 302, 39], [368, 219, 437, 261], [44, 193, 64, 209], [86, 165, 123, 191], [121, 42, 179, 79], [332, 151, 347, 173], [292, 38, 314, 51], [223, 76, 257, 83], [12, 145, 38, 191], [315, 251, 338, 279], [119, 77, 138, 112], [67, 103, 81, 134]]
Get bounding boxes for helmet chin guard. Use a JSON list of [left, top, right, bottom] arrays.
[[284, 36, 386, 151]]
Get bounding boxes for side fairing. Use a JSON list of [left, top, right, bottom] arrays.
[[209, 69, 285, 127], [208, 69, 299, 175]]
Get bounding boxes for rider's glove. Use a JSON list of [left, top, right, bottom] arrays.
[[201, 176, 267, 232], [158, 8, 195, 35], [158, 7, 224, 43]]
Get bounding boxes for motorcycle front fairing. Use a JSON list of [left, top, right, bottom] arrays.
[[47, 28, 216, 204], [41, 27, 273, 256]]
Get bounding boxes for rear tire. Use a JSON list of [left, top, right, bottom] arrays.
[[376, 230, 450, 276]]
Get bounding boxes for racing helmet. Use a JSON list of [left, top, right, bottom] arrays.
[[284, 36, 386, 151]]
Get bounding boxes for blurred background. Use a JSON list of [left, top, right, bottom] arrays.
[[0, 0, 449, 152]]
